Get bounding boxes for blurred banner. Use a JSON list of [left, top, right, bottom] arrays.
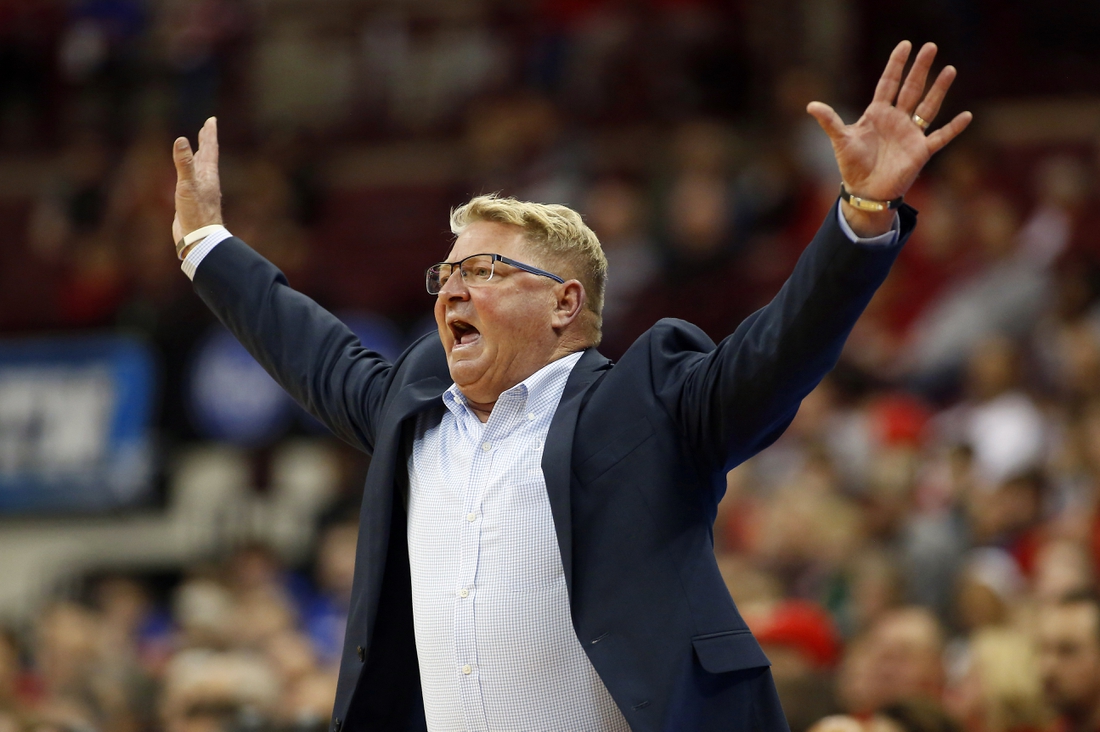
[[0, 336, 157, 513], [186, 312, 405, 445]]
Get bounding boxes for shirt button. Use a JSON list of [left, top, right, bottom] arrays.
[[466, 512, 476, 522], [459, 588, 469, 598], [527, 412, 535, 421], [482, 442, 492, 452], [462, 664, 472, 675]]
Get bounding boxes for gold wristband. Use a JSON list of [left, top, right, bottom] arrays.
[[839, 184, 903, 212], [176, 224, 226, 260]]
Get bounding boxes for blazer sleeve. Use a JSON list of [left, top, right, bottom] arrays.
[[191, 237, 393, 454], [652, 202, 916, 475]]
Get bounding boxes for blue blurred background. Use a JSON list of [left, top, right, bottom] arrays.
[[2, 0, 1100, 730]]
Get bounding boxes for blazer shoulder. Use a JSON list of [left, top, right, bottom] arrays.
[[614, 318, 719, 372], [390, 331, 450, 383]]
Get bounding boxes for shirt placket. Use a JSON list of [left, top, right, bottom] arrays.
[[453, 391, 526, 732], [455, 411, 494, 732]]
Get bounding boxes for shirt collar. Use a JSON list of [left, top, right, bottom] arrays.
[[443, 350, 584, 423]]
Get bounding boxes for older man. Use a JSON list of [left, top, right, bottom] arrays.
[[1038, 591, 1100, 732], [171, 41, 969, 732]]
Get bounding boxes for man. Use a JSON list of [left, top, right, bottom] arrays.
[[1038, 591, 1100, 732], [837, 607, 946, 716], [171, 41, 970, 732]]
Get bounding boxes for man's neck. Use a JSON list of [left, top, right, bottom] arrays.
[[466, 400, 494, 423], [457, 343, 588, 423]]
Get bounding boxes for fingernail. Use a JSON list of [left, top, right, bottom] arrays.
[[175, 139, 187, 150]]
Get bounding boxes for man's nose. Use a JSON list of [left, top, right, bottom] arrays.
[[437, 271, 470, 299]]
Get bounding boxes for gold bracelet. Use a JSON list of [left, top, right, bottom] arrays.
[[839, 184, 903, 212], [176, 224, 227, 260]]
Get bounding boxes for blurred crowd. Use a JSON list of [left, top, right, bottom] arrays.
[[4, 0, 1100, 731], [0, 519, 360, 731]]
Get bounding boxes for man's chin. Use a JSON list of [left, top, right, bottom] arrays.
[[447, 354, 486, 388]]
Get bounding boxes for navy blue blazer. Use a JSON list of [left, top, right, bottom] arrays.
[[192, 203, 915, 732]]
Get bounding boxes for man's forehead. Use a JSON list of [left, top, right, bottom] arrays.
[[449, 221, 532, 260], [1040, 603, 1100, 642]]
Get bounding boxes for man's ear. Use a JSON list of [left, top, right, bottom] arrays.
[[551, 280, 586, 330]]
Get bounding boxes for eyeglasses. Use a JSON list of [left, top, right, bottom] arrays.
[[425, 253, 564, 295]]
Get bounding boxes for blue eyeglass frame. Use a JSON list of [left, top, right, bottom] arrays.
[[426, 252, 565, 294]]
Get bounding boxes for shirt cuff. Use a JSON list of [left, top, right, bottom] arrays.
[[181, 228, 234, 280], [835, 200, 900, 246]]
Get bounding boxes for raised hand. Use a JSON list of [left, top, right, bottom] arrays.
[[807, 41, 972, 235], [171, 117, 223, 253]]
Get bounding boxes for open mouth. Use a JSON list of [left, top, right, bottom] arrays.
[[449, 320, 481, 347]]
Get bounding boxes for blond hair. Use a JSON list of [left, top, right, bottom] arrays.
[[449, 194, 607, 344], [968, 627, 1051, 732]]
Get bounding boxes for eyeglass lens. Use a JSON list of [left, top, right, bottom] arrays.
[[427, 255, 495, 293]]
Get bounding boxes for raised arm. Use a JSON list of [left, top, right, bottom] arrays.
[[664, 41, 971, 473], [171, 119, 393, 453]]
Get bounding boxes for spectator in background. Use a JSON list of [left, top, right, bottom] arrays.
[[1032, 539, 1095, 606], [462, 92, 580, 206], [953, 548, 1025, 634], [902, 194, 1049, 389], [300, 521, 356, 668], [1018, 155, 1091, 270], [173, 575, 235, 651], [26, 131, 127, 327], [1037, 591, 1100, 732], [263, 629, 335, 728], [221, 544, 301, 656], [838, 607, 946, 716], [750, 599, 844, 732], [903, 442, 972, 623], [89, 122, 196, 337], [358, 4, 507, 137], [580, 175, 657, 355], [944, 627, 1049, 732], [87, 575, 161, 725], [29, 602, 106, 731], [159, 649, 278, 732], [221, 150, 310, 283], [937, 336, 1046, 489], [840, 549, 907, 638]]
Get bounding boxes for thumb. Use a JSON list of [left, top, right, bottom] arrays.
[[173, 137, 195, 182], [806, 102, 845, 140]]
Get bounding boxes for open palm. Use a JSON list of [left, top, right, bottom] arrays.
[[808, 41, 972, 203]]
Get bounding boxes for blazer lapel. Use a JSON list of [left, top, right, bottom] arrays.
[[376, 374, 449, 498], [542, 348, 611, 595], [356, 374, 449, 650]]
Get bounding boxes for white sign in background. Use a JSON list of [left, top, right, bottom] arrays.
[[0, 367, 115, 477]]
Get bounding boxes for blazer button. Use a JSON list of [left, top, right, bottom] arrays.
[[356, 646, 365, 662], [332, 718, 342, 732]]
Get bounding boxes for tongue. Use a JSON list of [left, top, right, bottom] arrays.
[[459, 330, 480, 345]]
